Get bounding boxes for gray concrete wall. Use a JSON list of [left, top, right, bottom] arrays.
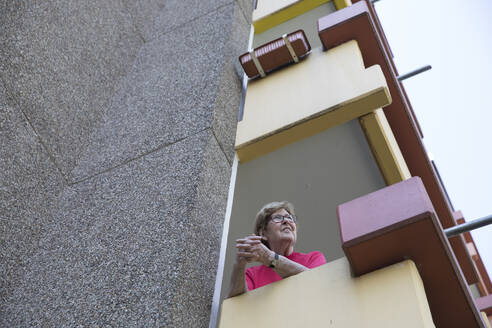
[[0, 0, 250, 326]]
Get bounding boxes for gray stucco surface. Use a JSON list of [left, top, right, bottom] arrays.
[[0, 0, 250, 326], [142, 0, 234, 42], [71, 4, 243, 182], [2, 130, 230, 327], [0, 81, 66, 318], [211, 5, 250, 163], [121, 0, 167, 41], [237, 0, 254, 23], [168, 131, 232, 326], [0, 0, 143, 181]]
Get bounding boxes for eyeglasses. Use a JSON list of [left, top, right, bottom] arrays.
[[270, 214, 296, 224]]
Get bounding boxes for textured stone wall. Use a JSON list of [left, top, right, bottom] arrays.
[[0, 0, 250, 326]]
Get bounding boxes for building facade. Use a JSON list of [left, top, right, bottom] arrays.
[[1, 0, 491, 327], [217, 0, 492, 327]]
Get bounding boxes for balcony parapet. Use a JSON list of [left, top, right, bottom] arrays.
[[220, 258, 434, 327], [477, 294, 492, 316], [476, 295, 492, 327], [454, 211, 492, 295], [235, 40, 390, 162], [337, 177, 486, 327]]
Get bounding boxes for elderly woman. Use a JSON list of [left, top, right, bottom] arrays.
[[227, 201, 326, 297]]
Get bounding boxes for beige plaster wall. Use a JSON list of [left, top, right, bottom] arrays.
[[220, 258, 436, 328]]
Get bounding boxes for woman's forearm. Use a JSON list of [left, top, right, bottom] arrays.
[[273, 253, 308, 278], [227, 261, 248, 298]]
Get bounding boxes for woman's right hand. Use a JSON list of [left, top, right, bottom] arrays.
[[235, 235, 272, 266], [235, 235, 262, 266], [228, 235, 263, 298]]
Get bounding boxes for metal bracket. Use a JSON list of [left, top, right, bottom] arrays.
[[249, 49, 266, 78], [282, 34, 299, 63]]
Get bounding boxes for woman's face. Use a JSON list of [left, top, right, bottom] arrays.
[[262, 208, 297, 247]]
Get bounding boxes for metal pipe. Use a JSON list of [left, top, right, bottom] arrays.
[[445, 214, 492, 238], [397, 65, 432, 81]]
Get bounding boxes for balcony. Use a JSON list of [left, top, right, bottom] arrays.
[[220, 258, 435, 327], [219, 178, 487, 327]]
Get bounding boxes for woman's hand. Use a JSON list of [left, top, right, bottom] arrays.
[[236, 235, 273, 267], [228, 235, 270, 298]]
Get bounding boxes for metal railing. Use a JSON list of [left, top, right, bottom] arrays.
[[444, 214, 492, 238], [397, 65, 432, 82]]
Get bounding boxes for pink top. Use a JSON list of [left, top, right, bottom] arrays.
[[245, 251, 327, 291]]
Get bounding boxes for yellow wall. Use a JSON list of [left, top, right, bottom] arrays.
[[359, 108, 411, 185], [252, 0, 351, 34], [252, 2, 335, 50], [220, 258, 435, 328], [253, 0, 331, 34], [482, 312, 491, 328]]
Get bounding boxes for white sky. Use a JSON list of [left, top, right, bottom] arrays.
[[375, 0, 492, 276]]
